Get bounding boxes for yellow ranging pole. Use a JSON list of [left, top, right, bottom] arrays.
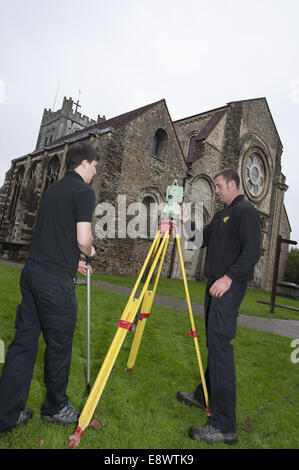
[[68, 219, 209, 448]]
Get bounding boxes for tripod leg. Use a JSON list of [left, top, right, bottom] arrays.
[[69, 230, 170, 447], [127, 291, 153, 370], [175, 231, 209, 410], [125, 231, 161, 304], [127, 234, 170, 370]]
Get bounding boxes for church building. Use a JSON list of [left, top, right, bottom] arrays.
[[0, 96, 291, 291]]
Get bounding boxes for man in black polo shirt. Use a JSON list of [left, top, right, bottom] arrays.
[[0, 142, 99, 436], [177, 168, 261, 444]]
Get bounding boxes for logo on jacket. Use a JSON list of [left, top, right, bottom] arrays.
[[223, 216, 230, 223]]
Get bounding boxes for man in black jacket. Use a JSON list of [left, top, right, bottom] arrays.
[[177, 168, 261, 444], [0, 142, 99, 437]]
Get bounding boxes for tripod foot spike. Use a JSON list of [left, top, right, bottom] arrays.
[[205, 408, 213, 417], [68, 426, 83, 448]]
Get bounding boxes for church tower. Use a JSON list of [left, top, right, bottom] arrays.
[[35, 96, 105, 150]]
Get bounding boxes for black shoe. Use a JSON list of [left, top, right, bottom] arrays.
[[42, 402, 79, 425], [188, 424, 238, 444], [0, 408, 33, 437], [176, 391, 206, 409], [16, 408, 33, 425]]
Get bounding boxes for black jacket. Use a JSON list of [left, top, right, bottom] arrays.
[[186, 195, 261, 282]]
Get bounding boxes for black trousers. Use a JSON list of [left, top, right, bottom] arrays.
[[0, 260, 77, 431], [194, 279, 247, 433]]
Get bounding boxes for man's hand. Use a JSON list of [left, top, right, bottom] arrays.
[[78, 260, 93, 276], [209, 275, 232, 298]]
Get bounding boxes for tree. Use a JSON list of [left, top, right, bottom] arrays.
[[285, 248, 299, 285]]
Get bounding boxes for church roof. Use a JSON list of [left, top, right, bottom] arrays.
[[35, 99, 166, 152], [97, 99, 165, 130], [194, 109, 227, 143], [174, 104, 228, 124], [175, 106, 227, 164], [175, 96, 283, 164]]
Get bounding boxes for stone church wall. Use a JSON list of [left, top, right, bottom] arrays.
[[91, 101, 186, 277]]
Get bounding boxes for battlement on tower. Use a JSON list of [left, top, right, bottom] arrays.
[[41, 97, 100, 126], [36, 96, 105, 150]]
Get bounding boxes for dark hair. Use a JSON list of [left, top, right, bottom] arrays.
[[213, 168, 240, 188], [66, 142, 100, 170]]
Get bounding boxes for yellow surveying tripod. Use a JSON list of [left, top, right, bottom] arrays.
[[69, 181, 209, 447]]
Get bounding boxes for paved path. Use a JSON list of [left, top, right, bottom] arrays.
[[89, 280, 299, 339], [1, 258, 299, 339]]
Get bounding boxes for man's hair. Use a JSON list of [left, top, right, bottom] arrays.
[[213, 168, 240, 188], [66, 142, 100, 170]]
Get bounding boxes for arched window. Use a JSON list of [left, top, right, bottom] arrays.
[[44, 155, 61, 192], [138, 188, 163, 239], [152, 129, 168, 157], [142, 195, 157, 238], [49, 128, 55, 143], [28, 161, 38, 180], [191, 175, 214, 218], [9, 165, 24, 220], [187, 135, 196, 158]]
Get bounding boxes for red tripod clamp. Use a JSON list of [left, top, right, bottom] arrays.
[[159, 220, 178, 235], [139, 313, 150, 320], [187, 330, 198, 338], [118, 320, 133, 331]]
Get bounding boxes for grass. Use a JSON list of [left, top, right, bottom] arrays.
[[91, 272, 299, 321], [0, 263, 298, 450]]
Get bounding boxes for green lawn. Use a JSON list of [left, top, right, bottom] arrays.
[[0, 264, 298, 449], [91, 272, 299, 321]]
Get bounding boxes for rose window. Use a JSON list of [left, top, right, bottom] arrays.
[[244, 152, 266, 198]]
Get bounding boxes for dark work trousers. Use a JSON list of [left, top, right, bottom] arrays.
[[0, 259, 77, 432], [194, 279, 247, 433]]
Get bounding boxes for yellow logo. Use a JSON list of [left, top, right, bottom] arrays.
[[223, 216, 229, 223]]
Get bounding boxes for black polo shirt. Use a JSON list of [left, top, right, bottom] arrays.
[[29, 171, 96, 279]]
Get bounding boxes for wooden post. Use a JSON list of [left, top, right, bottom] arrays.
[[270, 235, 281, 313], [270, 236, 297, 313]]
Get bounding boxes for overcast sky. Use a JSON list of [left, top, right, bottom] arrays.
[[0, 0, 298, 243]]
